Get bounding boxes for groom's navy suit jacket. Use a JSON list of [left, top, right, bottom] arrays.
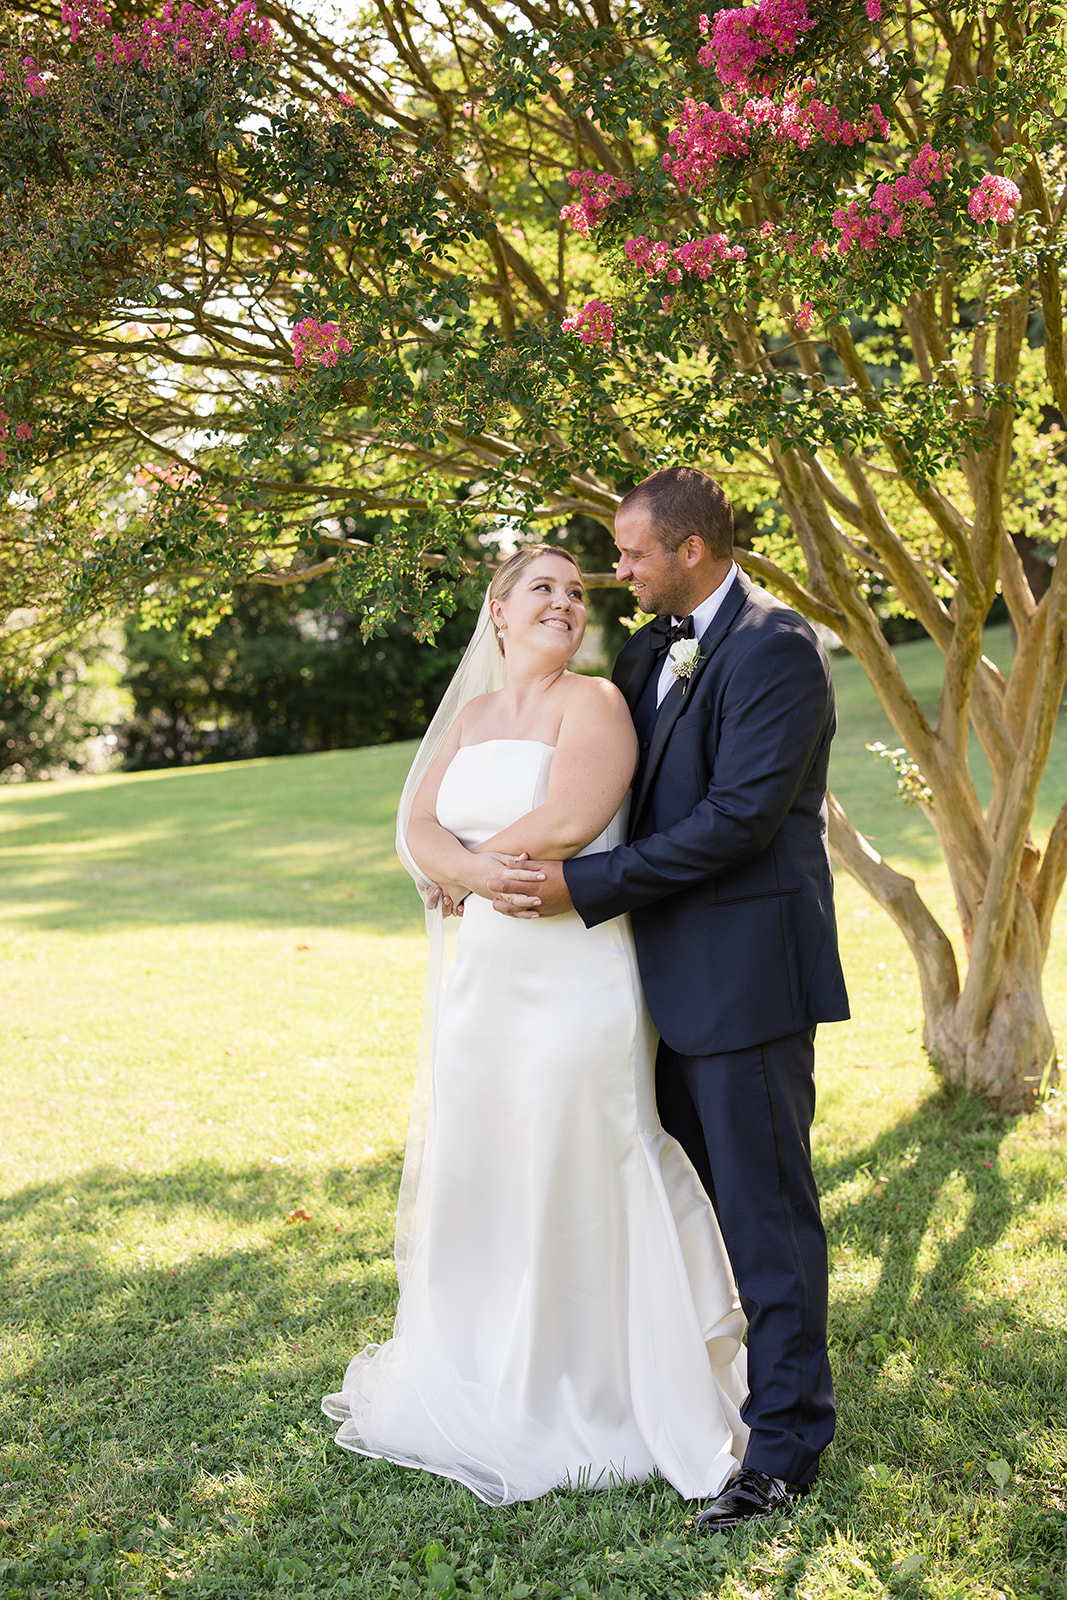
[[564, 571, 849, 1056]]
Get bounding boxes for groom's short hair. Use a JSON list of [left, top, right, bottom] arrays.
[[618, 468, 734, 559]]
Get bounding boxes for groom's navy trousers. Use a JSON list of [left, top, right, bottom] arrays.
[[565, 572, 849, 1487]]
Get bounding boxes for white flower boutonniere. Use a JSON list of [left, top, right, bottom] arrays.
[[668, 637, 702, 692]]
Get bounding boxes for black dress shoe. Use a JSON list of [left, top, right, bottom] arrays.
[[693, 1468, 808, 1532]]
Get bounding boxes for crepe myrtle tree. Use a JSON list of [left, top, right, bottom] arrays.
[[1, 0, 1066, 1107]]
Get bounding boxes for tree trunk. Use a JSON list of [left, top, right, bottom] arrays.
[[828, 794, 1059, 1111], [924, 928, 1057, 1112]]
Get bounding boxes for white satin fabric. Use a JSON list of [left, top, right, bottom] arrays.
[[322, 740, 749, 1504]]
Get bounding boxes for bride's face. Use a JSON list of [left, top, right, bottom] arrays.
[[493, 558, 587, 661]]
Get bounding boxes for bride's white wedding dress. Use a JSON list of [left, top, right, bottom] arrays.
[[322, 739, 748, 1504]]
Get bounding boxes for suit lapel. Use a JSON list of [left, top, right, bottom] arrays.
[[631, 574, 750, 827], [612, 625, 659, 713]]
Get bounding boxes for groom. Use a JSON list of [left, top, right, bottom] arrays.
[[490, 467, 849, 1528]]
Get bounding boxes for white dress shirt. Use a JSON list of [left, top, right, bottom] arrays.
[[655, 562, 739, 705]]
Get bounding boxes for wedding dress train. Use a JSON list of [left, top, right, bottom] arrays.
[[322, 740, 748, 1504]]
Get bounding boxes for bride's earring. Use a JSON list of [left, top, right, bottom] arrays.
[[497, 622, 506, 640]]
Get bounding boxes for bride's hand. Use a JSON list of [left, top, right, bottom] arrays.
[[425, 879, 471, 918], [467, 852, 545, 904]]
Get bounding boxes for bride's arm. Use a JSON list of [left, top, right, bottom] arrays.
[[405, 715, 544, 901], [473, 678, 637, 861], [405, 720, 477, 894]]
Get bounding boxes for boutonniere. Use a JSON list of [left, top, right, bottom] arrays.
[[668, 637, 702, 692]]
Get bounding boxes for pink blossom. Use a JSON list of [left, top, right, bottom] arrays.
[[866, 0, 882, 18], [291, 317, 353, 368], [664, 97, 751, 191], [561, 299, 615, 347], [90, 3, 274, 74], [23, 57, 49, 96], [795, 300, 815, 330], [624, 236, 652, 269], [673, 233, 747, 276], [625, 233, 747, 284], [833, 142, 951, 253], [61, 1, 112, 41], [665, 87, 889, 192], [968, 172, 1021, 224], [559, 170, 633, 238], [460, 99, 474, 118], [15, 423, 33, 441], [699, 0, 816, 92]]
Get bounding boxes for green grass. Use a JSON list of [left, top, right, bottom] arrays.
[[1, 630, 1065, 1600]]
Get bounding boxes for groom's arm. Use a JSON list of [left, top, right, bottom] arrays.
[[563, 629, 833, 927]]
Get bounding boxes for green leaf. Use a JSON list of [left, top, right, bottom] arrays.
[[985, 1458, 1012, 1491], [420, 1542, 450, 1574]]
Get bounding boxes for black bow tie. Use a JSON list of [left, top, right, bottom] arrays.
[[649, 614, 695, 656]]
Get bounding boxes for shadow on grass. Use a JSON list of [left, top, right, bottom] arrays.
[[0, 1153, 404, 1231], [2, 1101, 1065, 1598], [816, 1089, 1026, 1330]]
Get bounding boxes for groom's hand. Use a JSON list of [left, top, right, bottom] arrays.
[[488, 858, 572, 918]]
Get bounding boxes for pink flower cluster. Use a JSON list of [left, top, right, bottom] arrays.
[[967, 172, 1022, 225], [780, 93, 890, 150], [866, 0, 882, 19], [559, 170, 633, 238], [61, 2, 112, 43], [291, 317, 352, 368], [625, 232, 747, 282], [560, 299, 615, 347], [664, 98, 750, 187], [665, 89, 889, 192], [832, 142, 950, 252], [22, 57, 50, 96], [698, 0, 815, 91], [0, 411, 33, 471], [95, 2, 273, 71]]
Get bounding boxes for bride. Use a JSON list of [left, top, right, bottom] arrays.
[[322, 544, 749, 1505]]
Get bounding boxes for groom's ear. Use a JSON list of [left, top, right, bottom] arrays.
[[680, 535, 707, 569]]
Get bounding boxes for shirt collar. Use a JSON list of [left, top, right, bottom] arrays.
[[674, 562, 738, 638]]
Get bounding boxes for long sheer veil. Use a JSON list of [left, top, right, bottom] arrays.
[[392, 589, 508, 1278]]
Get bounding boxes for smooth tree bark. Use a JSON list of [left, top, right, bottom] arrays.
[[1, 0, 1065, 1106]]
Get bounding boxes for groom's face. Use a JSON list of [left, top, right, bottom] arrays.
[[613, 504, 696, 618]]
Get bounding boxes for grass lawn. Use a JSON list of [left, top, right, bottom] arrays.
[[1, 625, 1065, 1600]]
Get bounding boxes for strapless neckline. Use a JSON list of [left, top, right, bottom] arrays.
[[457, 739, 556, 752]]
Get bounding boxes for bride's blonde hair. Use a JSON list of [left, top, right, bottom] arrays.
[[489, 545, 584, 654]]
